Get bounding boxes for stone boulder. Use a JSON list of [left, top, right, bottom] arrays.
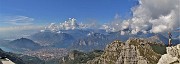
[[158, 44, 180, 64]]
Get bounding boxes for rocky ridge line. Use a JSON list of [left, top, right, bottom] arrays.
[[87, 38, 162, 64]]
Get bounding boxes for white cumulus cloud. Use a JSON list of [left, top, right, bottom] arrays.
[[116, 0, 180, 34], [131, 0, 180, 33], [101, 0, 179, 34]]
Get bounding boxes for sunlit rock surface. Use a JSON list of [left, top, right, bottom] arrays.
[[87, 38, 162, 64], [158, 44, 180, 64]]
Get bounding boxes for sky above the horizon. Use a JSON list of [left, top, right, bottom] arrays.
[[0, 0, 179, 39], [0, 0, 138, 27], [0, 0, 139, 39]]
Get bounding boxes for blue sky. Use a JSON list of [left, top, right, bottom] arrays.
[[0, 0, 179, 39], [0, 0, 138, 26]]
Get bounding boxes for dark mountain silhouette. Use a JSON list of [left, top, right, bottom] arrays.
[[6, 38, 41, 51]]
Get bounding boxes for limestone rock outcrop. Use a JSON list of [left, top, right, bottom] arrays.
[[157, 44, 180, 64], [87, 38, 162, 64]]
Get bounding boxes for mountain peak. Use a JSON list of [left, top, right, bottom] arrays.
[[8, 38, 40, 51], [14, 37, 34, 42], [87, 38, 163, 64]]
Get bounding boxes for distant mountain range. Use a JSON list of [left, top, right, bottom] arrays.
[[23, 18, 179, 52], [27, 28, 179, 52], [30, 31, 74, 48], [1, 18, 179, 53]]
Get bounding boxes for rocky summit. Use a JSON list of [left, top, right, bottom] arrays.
[[158, 44, 180, 64], [87, 38, 164, 64]]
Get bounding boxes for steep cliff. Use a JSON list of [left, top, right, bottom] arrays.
[[87, 38, 164, 64], [158, 44, 180, 64]]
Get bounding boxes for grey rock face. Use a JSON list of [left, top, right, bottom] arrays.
[[158, 44, 180, 64], [87, 38, 161, 64]]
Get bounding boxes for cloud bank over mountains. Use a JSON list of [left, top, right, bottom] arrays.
[[69, 0, 179, 34], [43, 0, 179, 34], [0, 0, 179, 39], [119, 0, 180, 34]]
